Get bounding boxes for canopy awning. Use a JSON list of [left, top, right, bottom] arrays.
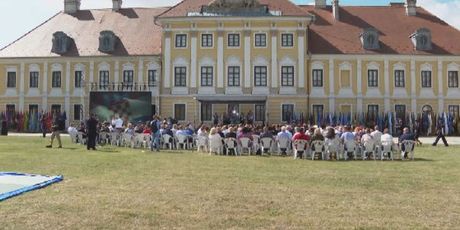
[[195, 96, 267, 104]]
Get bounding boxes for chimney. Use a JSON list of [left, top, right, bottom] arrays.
[[406, 0, 417, 16], [315, 0, 326, 8], [332, 0, 340, 21], [112, 0, 123, 11], [64, 0, 81, 14]]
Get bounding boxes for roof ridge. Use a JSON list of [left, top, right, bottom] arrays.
[[0, 12, 61, 52], [155, 0, 187, 19]]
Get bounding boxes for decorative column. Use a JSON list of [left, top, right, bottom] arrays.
[[114, 61, 120, 85], [384, 59, 390, 113], [271, 29, 278, 89], [42, 62, 48, 112], [138, 58, 144, 85], [19, 63, 25, 112], [329, 59, 335, 113], [65, 61, 71, 126], [217, 30, 225, 90], [244, 29, 251, 89], [164, 31, 172, 89], [357, 59, 363, 113], [298, 30, 306, 92], [410, 59, 417, 112], [190, 31, 197, 89], [438, 59, 444, 113]]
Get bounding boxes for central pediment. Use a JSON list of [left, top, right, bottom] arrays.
[[188, 0, 280, 17], [208, 0, 261, 8]]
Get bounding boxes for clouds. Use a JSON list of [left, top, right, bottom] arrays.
[[418, 0, 460, 30]]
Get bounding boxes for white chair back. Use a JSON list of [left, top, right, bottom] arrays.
[[196, 135, 208, 152], [239, 137, 252, 155], [225, 137, 238, 155], [293, 140, 308, 159], [209, 135, 223, 155], [162, 134, 173, 149], [381, 141, 393, 160], [77, 132, 86, 145], [176, 134, 189, 150], [311, 140, 325, 160], [260, 137, 273, 155]]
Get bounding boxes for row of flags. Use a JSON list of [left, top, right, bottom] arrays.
[[0, 111, 67, 133], [284, 111, 460, 136]]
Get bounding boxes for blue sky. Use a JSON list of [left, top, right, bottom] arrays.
[[0, 0, 459, 49]]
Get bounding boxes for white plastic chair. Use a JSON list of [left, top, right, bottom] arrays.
[[176, 134, 189, 150], [122, 133, 134, 148], [362, 141, 375, 160], [311, 140, 325, 160], [110, 132, 120, 146], [260, 137, 273, 155], [401, 140, 416, 160], [196, 135, 208, 153], [292, 140, 308, 159], [325, 138, 340, 160], [277, 137, 291, 156], [225, 138, 238, 156], [344, 140, 357, 160], [99, 132, 108, 145], [209, 136, 223, 155], [239, 137, 252, 156], [162, 134, 173, 150], [252, 135, 260, 154], [77, 132, 87, 145], [381, 141, 394, 160]]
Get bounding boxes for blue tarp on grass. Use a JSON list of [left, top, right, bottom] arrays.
[[0, 172, 63, 201]]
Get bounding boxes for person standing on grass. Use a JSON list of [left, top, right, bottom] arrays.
[[150, 115, 161, 152], [86, 114, 99, 151], [432, 119, 449, 147], [46, 113, 64, 148], [40, 113, 47, 138]]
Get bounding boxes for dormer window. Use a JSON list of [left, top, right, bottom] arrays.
[[410, 28, 432, 51], [52, 32, 71, 54], [360, 28, 380, 50], [99, 31, 117, 53]]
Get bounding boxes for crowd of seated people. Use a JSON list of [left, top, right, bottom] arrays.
[[69, 115, 417, 160]]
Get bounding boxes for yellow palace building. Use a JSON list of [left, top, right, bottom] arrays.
[[1, 0, 460, 125]]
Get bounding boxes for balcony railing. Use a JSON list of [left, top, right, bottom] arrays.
[[89, 82, 158, 92]]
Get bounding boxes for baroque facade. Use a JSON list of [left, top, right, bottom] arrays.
[[1, 0, 460, 125]]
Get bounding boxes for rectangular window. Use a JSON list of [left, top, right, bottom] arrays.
[[201, 34, 213, 47], [255, 33, 266, 47], [368, 105, 379, 117], [394, 70, 405, 87], [52, 71, 61, 88], [51, 104, 61, 115], [395, 104, 406, 119], [148, 70, 157, 87], [449, 105, 459, 117], [254, 66, 267, 87], [99, 71, 109, 89], [227, 66, 240, 87], [7, 72, 16, 88], [255, 104, 265, 122], [282, 104, 294, 122], [201, 103, 212, 121], [201, 66, 213, 87], [448, 71, 459, 88], [74, 71, 83, 88], [421, 71, 432, 88], [174, 104, 186, 121], [74, 104, 82, 121], [368, 70, 378, 87], [281, 66, 294, 87], [312, 69, 323, 87], [174, 67, 187, 87], [29, 72, 39, 88], [123, 70, 134, 89], [341, 70, 351, 88], [312, 105, 324, 121], [281, 33, 294, 47], [175, 34, 187, 48], [228, 33, 240, 47], [29, 104, 38, 114]]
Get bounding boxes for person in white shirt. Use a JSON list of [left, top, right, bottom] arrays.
[[380, 128, 393, 144], [371, 125, 383, 145]]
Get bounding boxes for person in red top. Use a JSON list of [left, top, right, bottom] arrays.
[[292, 127, 310, 142]]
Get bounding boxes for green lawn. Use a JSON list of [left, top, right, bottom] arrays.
[[0, 136, 459, 229]]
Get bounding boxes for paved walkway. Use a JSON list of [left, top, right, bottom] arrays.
[[3, 132, 460, 145]]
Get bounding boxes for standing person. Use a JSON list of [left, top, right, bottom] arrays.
[[40, 113, 47, 138], [86, 114, 99, 150], [432, 120, 449, 147], [213, 113, 219, 126], [46, 113, 64, 148], [150, 115, 161, 152]]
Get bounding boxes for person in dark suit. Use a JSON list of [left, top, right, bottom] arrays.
[[86, 114, 99, 150], [432, 120, 449, 147]]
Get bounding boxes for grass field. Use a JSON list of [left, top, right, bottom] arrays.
[[0, 136, 459, 229]]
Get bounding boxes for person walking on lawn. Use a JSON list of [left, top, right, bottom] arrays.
[[86, 114, 99, 150], [46, 113, 65, 148]]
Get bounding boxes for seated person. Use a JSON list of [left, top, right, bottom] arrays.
[[277, 126, 292, 155], [292, 127, 310, 158], [124, 123, 135, 135], [399, 127, 416, 159]]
